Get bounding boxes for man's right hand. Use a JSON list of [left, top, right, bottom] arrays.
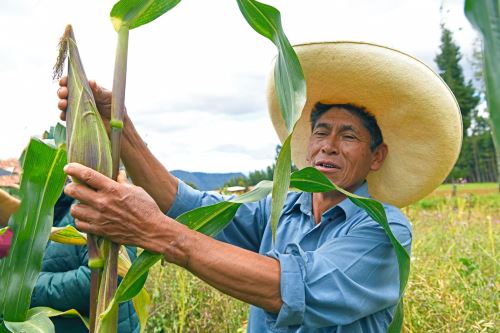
[[57, 76, 114, 131]]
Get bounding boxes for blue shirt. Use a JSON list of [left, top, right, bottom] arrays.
[[167, 180, 412, 333]]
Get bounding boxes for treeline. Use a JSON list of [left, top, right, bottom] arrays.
[[224, 145, 297, 187], [436, 26, 498, 183]]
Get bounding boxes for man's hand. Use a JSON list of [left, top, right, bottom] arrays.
[[57, 77, 115, 132], [63, 163, 167, 249]]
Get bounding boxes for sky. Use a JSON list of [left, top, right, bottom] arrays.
[[0, 0, 479, 174]]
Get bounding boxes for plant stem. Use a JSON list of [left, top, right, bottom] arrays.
[[95, 24, 129, 332]]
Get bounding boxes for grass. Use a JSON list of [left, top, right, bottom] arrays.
[[144, 185, 499, 333]]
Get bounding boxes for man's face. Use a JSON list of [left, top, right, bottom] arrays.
[[306, 107, 386, 193]]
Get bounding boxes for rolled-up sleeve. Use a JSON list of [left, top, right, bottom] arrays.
[[265, 219, 412, 329]]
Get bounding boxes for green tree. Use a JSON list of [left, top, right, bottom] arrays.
[[435, 26, 480, 133], [435, 26, 481, 182]]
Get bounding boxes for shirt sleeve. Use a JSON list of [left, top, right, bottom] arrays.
[[167, 180, 269, 252], [265, 217, 412, 329]]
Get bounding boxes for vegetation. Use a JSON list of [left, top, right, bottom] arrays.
[[144, 187, 499, 333], [432, 26, 497, 184]]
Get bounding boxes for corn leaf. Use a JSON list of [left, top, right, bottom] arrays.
[[464, 0, 500, 159], [290, 167, 410, 332], [49, 226, 87, 246], [2, 312, 54, 333], [131, 281, 151, 333], [53, 123, 67, 148], [27, 307, 89, 330], [110, 0, 181, 32], [0, 139, 67, 322], [237, 0, 306, 241], [237, 0, 305, 133], [269, 135, 292, 242], [0, 227, 9, 236], [117, 246, 151, 333]]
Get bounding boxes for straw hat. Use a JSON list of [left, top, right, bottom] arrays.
[[267, 41, 462, 207], [0, 189, 20, 224]]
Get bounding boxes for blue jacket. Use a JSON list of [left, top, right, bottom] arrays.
[[30, 194, 140, 333]]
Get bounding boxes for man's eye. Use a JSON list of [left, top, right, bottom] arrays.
[[313, 131, 327, 136], [343, 135, 356, 140]]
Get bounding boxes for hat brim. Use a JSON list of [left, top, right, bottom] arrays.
[[0, 189, 20, 224], [267, 42, 462, 207]]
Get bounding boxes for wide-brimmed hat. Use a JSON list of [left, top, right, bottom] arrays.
[[267, 41, 462, 207], [0, 189, 20, 224]]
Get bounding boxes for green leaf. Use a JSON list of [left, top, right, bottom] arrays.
[[291, 167, 410, 332], [110, 0, 181, 32], [269, 134, 292, 241], [3, 312, 54, 333], [237, 0, 305, 242], [0, 227, 9, 237], [27, 307, 89, 329], [387, 300, 404, 333], [178, 202, 241, 236], [465, 0, 500, 154], [0, 139, 67, 322], [131, 285, 151, 333], [49, 225, 87, 246], [237, 0, 306, 133], [53, 123, 67, 148]]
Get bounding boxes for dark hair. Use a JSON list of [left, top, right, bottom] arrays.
[[310, 102, 383, 151]]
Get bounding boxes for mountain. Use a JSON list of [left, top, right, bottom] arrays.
[[170, 170, 244, 191]]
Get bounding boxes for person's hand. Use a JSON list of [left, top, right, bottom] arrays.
[[57, 76, 114, 130], [63, 163, 167, 248]]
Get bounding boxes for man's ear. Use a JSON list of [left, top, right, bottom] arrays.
[[370, 143, 388, 172]]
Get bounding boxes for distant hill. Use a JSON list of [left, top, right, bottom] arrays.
[[171, 170, 244, 191]]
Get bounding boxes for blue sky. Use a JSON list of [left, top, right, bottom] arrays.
[[0, 0, 478, 173]]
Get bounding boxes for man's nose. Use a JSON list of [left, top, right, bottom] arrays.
[[320, 138, 339, 154]]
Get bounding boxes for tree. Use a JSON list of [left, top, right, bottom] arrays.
[[435, 26, 480, 133], [435, 26, 482, 182]]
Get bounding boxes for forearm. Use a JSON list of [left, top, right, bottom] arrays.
[[146, 216, 283, 313], [121, 115, 178, 212]]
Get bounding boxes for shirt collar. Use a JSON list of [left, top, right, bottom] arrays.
[[336, 181, 370, 221], [287, 181, 371, 221]]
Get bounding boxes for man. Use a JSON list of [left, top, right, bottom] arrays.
[[58, 42, 462, 332]]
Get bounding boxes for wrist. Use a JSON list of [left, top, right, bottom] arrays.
[[148, 215, 193, 268]]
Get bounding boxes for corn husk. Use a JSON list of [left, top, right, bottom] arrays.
[[54, 25, 112, 179]]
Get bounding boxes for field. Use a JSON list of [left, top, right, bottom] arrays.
[[144, 184, 499, 333]]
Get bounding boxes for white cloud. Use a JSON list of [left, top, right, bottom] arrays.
[[0, 0, 478, 173]]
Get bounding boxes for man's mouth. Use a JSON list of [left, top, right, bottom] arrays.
[[315, 161, 341, 170]]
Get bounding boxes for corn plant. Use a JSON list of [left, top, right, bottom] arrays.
[[53, 1, 182, 332], [465, 0, 500, 190], [0, 138, 68, 332]]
